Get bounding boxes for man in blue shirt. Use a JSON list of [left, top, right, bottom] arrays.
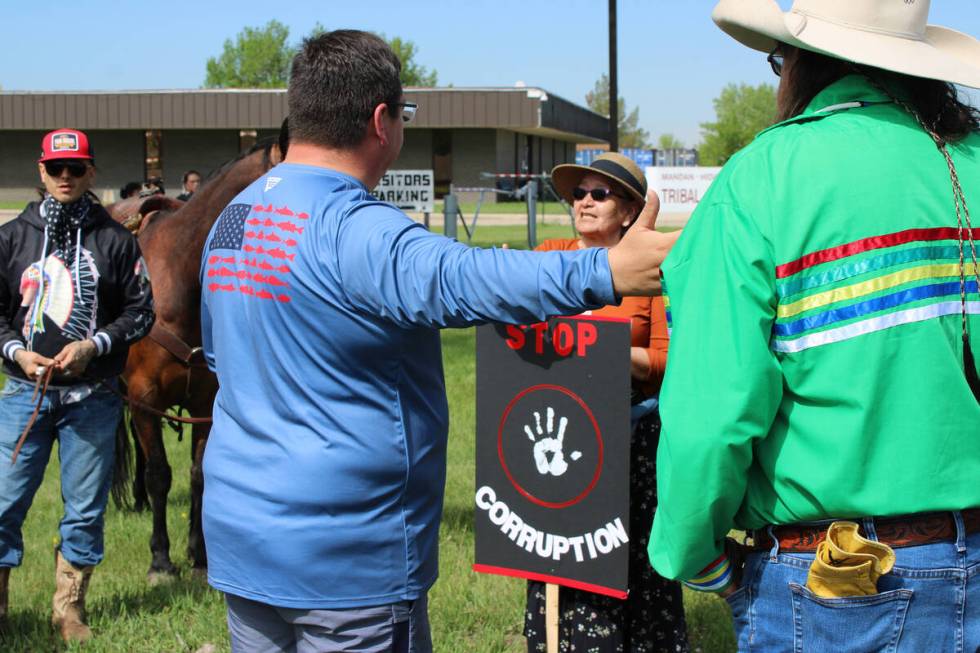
[[201, 29, 676, 653]]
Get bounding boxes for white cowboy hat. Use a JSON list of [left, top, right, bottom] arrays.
[[712, 0, 980, 89]]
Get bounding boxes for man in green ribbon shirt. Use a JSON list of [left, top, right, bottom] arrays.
[[650, 1, 980, 650]]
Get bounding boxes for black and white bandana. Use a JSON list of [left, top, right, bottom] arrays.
[[40, 192, 93, 259]]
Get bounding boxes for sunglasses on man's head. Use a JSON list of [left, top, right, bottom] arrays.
[[44, 161, 89, 178], [572, 187, 619, 202]]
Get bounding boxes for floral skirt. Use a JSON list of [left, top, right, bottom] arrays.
[[523, 413, 689, 653]]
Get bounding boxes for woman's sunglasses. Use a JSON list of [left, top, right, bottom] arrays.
[[572, 187, 619, 202], [44, 161, 90, 178]]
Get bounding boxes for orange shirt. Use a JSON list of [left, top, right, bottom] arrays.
[[535, 238, 669, 396]]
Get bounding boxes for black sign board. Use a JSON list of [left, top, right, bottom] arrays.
[[473, 316, 631, 598]]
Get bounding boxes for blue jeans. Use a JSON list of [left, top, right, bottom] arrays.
[[728, 514, 980, 652], [0, 377, 121, 568], [225, 593, 432, 653]]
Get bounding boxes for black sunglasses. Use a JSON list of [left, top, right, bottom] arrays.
[[44, 161, 90, 178], [392, 102, 418, 123], [768, 50, 784, 77], [572, 187, 620, 202]]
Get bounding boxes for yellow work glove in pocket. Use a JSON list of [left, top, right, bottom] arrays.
[[806, 521, 896, 599]]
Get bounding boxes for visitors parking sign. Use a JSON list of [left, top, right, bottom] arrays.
[[372, 170, 434, 213], [473, 316, 631, 598]]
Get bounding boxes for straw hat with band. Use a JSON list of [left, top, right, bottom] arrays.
[[712, 0, 980, 401], [711, 0, 980, 90], [551, 152, 647, 206]]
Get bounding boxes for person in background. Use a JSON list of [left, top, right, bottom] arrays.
[[200, 30, 678, 653], [0, 129, 154, 643], [119, 181, 142, 200], [523, 153, 688, 653], [651, 1, 980, 650], [177, 170, 201, 201], [139, 176, 165, 198]]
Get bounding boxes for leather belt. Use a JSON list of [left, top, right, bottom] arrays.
[[750, 508, 980, 553]]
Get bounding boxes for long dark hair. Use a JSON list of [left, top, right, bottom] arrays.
[[776, 45, 980, 143]]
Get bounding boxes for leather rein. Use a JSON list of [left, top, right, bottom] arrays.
[[10, 326, 213, 464]]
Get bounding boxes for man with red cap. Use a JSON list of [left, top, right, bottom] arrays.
[[0, 129, 154, 642]]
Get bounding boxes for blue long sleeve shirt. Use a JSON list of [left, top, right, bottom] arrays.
[[200, 163, 617, 608]]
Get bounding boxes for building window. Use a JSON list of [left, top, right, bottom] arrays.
[[144, 130, 162, 181]]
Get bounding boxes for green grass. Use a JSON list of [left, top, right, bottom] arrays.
[[0, 201, 27, 210], [8, 243, 732, 652]]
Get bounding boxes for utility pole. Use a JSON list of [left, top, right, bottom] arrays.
[[608, 0, 618, 152]]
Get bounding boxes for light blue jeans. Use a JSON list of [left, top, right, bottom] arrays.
[[0, 377, 121, 568], [728, 513, 980, 652], [225, 593, 432, 653]]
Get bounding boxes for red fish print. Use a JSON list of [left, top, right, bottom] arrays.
[[259, 261, 274, 271], [277, 295, 291, 303], [277, 265, 290, 274], [284, 239, 297, 247], [275, 206, 294, 216], [247, 218, 262, 226], [239, 285, 254, 295], [253, 273, 267, 283], [297, 212, 309, 220], [244, 244, 256, 253], [264, 218, 275, 227], [256, 289, 273, 300], [268, 276, 288, 287], [253, 204, 265, 212], [265, 233, 282, 243], [278, 221, 303, 234]]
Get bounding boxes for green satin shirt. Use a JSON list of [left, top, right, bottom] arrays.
[[650, 75, 980, 582]]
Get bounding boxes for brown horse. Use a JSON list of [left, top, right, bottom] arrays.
[[115, 139, 282, 580]]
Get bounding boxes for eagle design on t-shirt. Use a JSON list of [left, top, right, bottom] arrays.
[[19, 247, 100, 343]]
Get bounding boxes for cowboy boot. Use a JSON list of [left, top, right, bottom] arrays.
[[0, 566, 9, 635], [51, 551, 94, 643]]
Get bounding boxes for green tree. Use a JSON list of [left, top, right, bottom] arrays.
[[657, 133, 684, 150], [698, 83, 777, 165], [585, 74, 650, 149], [204, 20, 294, 88], [387, 37, 438, 87], [204, 24, 439, 89]]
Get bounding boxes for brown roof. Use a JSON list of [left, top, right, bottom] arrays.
[[0, 88, 608, 143]]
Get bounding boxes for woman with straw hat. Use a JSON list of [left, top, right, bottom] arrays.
[[650, 1, 980, 650], [523, 152, 689, 653]]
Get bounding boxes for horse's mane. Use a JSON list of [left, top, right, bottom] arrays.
[[203, 136, 279, 186]]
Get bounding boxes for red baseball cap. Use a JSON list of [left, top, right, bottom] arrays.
[[39, 129, 94, 162]]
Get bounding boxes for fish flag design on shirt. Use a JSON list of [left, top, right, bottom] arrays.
[[206, 202, 309, 303]]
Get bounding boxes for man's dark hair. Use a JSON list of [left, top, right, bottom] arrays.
[[288, 30, 402, 149], [182, 169, 201, 184], [777, 45, 980, 142]]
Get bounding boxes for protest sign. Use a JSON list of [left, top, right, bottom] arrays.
[[473, 316, 631, 598]]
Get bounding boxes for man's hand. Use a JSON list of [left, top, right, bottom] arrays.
[[13, 349, 56, 379], [607, 191, 682, 297], [53, 340, 98, 377]]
